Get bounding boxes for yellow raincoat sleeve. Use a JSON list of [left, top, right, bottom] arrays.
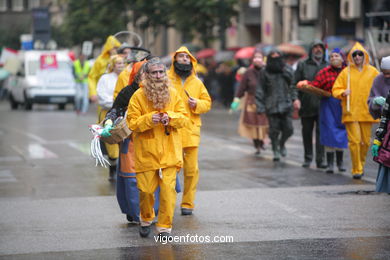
[[166, 93, 191, 129], [192, 84, 211, 114], [88, 60, 104, 97], [113, 67, 131, 100], [332, 68, 347, 100], [114, 65, 131, 100], [127, 94, 156, 133]]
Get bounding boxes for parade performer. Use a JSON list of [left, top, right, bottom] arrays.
[[256, 49, 299, 161], [371, 92, 390, 194], [167, 46, 212, 216], [332, 42, 379, 179], [96, 55, 124, 180], [127, 58, 190, 237], [298, 48, 348, 173], [368, 56, 390, 119], [230, 50, 268, 155], [294, 40, 328, 168], [88, 35, 121, 103]]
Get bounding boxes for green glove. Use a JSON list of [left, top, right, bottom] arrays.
[[101, 125, 113, 137], [230, 97, 240, 111], [371, 144, 380, 157], [373, 96, 386, 106]]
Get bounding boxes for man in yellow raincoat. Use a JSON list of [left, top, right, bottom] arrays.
[[127, 58, 190, 237], [332, 42, 379, 179], [167, 46, 212, 216], [88, 35, 121, 103]]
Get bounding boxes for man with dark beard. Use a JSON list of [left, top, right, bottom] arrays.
[[256, 50, 300, 161], [167, 46, 211, 216], [127, 58, 190, 238], [294, 40, 328, 169]]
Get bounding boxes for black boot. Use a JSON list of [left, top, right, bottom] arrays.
[[271, 139, 280, 161], [280, 142, 287, 157], [109, 165, 116, 181], [336, 150, 346, 172], [253, 139, 261, 155], [325, 152, 334, 174]]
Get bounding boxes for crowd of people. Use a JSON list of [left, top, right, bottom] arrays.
[[81, 35, 389, 238], [230, 39, 390, 194]]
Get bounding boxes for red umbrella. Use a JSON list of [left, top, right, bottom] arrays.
[[277, 43, 306, 57], [234, 46, 255, 59], [196, 48, 216, 59]]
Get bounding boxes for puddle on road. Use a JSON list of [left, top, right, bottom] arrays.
[[315, 190, 381, 196]]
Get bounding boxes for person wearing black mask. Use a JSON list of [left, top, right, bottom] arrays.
[[256, 50, 300, 161]]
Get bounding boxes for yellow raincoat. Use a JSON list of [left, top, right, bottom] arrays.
[[332, 42, 379, 123], [167, 46, 212, 148], [88, 35, 121, 98], [126, 86, 190, 173], [113, 64, 132, 100], [167, 46, 211, 211], [332, 42, 379, 175]]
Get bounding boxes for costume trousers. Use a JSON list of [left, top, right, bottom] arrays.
[[268, 112, 293, 147], [301, 115, 324, 165], [136, 167, 177, 233], [344, 122, 372, 175], [181, 147, 199, 209]]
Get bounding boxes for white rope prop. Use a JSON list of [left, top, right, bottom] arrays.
[[88, 124, 111, 168]]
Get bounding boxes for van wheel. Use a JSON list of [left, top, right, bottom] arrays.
[[9, 95, 18, 110], [58, 104, 66, 110], [24, 92, 33, 110], [25, 102, 32, 110]]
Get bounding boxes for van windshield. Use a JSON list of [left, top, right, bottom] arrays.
[[27, 61, 72, 76]]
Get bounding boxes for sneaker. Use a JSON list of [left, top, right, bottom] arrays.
[[353, 174, 363, 179], [139, 225, 151, 237], [181, 208, 193, 215]]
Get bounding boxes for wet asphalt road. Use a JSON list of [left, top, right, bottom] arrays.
[[0, 101, 389, 259]]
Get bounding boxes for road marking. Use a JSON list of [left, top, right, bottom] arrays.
[[12, 144, 58, 160], [0, 156, 23, 162], [0, 169, 17, 183], [267, 199, 312, 219], [67, 142, 91, 155], [7, 128, 47, 144]]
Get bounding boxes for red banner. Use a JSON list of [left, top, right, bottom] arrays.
[[40, 54, 58, 70]]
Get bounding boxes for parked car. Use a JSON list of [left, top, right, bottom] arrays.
[[8, 50, 76, 110]]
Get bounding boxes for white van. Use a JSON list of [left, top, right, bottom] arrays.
[[8, 50, 76, 110]]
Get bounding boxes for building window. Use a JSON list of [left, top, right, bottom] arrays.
[[0, 0, 7, 11], [12, 0, 24, 11], [28, 0, 40, 9]]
